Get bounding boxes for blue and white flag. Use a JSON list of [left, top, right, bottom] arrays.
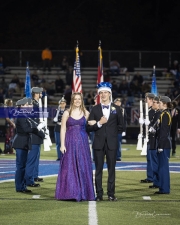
[[25, 61, 32, 98]]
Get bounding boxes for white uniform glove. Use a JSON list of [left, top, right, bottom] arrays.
[[144, 119, 150, 126], [37, 121, 46, 131], [53, 117, 58, 122], [122, 132, 126, 136], [149, 127, 156, 133], [139, 118, 144, 125], [158, 148, 163, 153]]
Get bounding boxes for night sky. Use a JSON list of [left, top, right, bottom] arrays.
[[1, 0, 180, 50]]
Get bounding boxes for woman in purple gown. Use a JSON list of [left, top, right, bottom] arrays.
[[55, 92, 95, 201]]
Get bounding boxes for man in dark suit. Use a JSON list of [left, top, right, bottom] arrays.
[[87, 82, 123, 201]]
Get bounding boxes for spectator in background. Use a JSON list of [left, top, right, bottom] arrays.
[[168, 60, 179, 80], [0, 88, 4, 104], [42, 47, 52, 72], [61, 56, 69, 72], [109, 60, 120, 76], [118, 79, 129, 96], [55, 75, 64, 93], [0, 56, 6, 75], [31, 70, 40, 86], [0, 77, 8, 95], [4, 99, 15, 154], [65, 66, 73, 86], [64, 85, 72, 105], [132, 72, 144, 86], [111, 79, 119, 99], [141, 81, 151, 98]]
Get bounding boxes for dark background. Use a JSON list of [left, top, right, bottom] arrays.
[[1, 0, 180, 51]]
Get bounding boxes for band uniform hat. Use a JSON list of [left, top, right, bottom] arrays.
[[16, 97, 30, 106], [31, 87, 43, 93], [97, 82, 112, 93], [59, 96, 66, 104], [114, 98, 121, 103], [159, 96, 171, 103], [145, 92, 155, 99]]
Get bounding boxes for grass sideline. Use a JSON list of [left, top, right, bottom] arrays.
[[0, 143, 180, 225]]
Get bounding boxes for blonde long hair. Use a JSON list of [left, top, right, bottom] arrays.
[[69, 92, 86, 116]]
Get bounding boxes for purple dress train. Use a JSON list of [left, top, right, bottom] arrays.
[[55, 116, 95, 201]]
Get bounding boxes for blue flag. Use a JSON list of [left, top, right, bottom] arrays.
[[151, 66, 157, 96], [25, 62, 32, 98]]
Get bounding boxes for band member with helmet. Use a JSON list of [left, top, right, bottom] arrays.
[[170, 100, 180, 156], [148, 96, 161, 189], [113, 98, 127, 161], [53, 96, 67, 161], [140, 93, 155, 183], [25, 87, 46, 187], [154, 96, 172, 194], [12, 97, 43, 193]]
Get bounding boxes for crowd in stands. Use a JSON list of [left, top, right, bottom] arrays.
[[1, 50, 180, 109]]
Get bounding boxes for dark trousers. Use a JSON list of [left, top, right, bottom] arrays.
[[25, 144, 40, 185], [15, 148, 28, 191], [146, 144, 153, 181], [94, 141, 116, 197], [150, 149, 159, 187], [171, 129, 176, 154], [157, 149, 170, 193]]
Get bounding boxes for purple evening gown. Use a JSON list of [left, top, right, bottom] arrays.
[[55, 116, 95, 201]]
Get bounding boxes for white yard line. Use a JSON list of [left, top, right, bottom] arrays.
[[88, 201, 98, 225]]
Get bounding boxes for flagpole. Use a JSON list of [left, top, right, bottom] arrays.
[[97, 40, 104, 104]]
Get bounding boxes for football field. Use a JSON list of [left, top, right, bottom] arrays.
[[0, 143, 180, 225]]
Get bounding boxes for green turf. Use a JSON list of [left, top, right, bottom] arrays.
[[0, 143, 180, 225]]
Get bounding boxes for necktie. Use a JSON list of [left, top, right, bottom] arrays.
[[102, 105, 109, 109]]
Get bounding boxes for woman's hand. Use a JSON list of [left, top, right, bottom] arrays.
[[60, 146, 66, 154], [88, 120, 97, 126]]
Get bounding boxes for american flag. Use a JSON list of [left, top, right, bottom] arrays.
[[97, 41, 104, 104], [25, 61, 32, 98], [72, 45, 82, 93]]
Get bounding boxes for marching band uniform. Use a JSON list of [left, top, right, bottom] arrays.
[[25, 87, 45, 187], [148, 96, 161, 189], [12, 97, 40, 192], [155, 96, 172, 194], [170, 101, 180, 156], [53, 97, 66, 161], [140, 93, 155, 183]]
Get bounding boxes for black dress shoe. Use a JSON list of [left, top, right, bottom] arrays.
[[27, 183, 40, 187], [95, 196, 103, 201], [17, 189, 32, 193], [56, 158, 60, 161], [116, 158, 121, 161], [154, 191, 169, 194], [140, 179, 153, 183], [149, 185, 159, 189], [108, 196, 117, 201], [34, 177, 43, 182]]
